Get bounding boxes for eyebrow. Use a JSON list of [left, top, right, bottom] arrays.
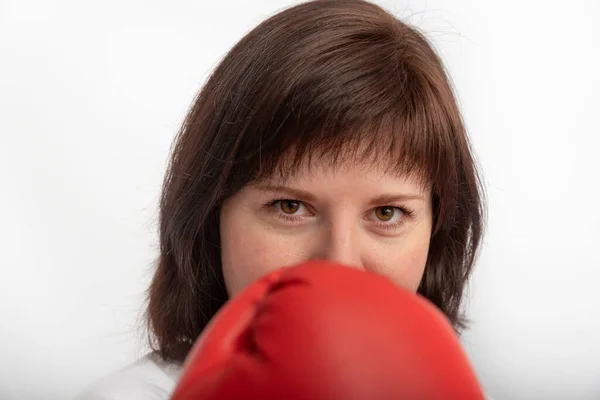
[[254, 184, 426, 205]]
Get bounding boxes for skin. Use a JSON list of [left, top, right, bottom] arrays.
[[219, 157, 433, 296]]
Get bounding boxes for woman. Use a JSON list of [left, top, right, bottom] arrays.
[[75, 0, 485, 398]]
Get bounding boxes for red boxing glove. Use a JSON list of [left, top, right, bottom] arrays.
[[171, 261, 485, 400]]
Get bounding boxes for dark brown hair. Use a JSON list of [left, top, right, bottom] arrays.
[[145, 0, 485, 364]]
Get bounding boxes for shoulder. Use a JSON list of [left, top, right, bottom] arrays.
[[73, 353, 183, 400]]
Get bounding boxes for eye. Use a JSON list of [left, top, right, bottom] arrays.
[[267, 199, 311, 217], [366, 206, 414, 232], [279, 200, 302, 214], [375, 206, 396, 222]]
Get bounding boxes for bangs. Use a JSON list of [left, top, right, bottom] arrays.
[[249, 76, 458, 194], [254, 112, 435, 190]]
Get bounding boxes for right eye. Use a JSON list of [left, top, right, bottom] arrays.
[[274, 199, 304, 215]]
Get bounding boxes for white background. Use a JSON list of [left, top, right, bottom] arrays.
[[1, 0, 599, 399]]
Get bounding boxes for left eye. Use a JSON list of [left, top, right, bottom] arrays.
[[370, 206, 403, 223]]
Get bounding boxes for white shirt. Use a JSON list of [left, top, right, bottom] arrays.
[[74, 352, 494, 400], [73, 353, 182, 400]]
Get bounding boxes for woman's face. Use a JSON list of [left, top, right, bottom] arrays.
[[219, 158, 433, 296]]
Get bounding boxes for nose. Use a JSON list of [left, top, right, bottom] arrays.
[[313, 222, 363, 269]]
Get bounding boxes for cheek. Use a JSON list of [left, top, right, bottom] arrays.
[[220, 212, 305, 296], [399, 248, 429, 291], [220, 223, 267, 296], [372, 236, 431, 292]]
